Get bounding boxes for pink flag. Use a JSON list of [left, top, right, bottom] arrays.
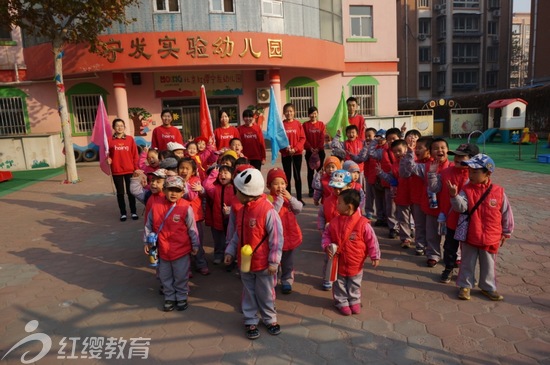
[[199, 85, 215, 144], [91, 96, 111, 175]]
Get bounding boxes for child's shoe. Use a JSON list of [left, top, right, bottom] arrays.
[[440, 268, 453, 283], [401, 239, 412, 249], [163, 300, 175, 312], [350, 303, 361, 314], [198, 267, 210, 276], [389, 229, 399, 239], [322, 281, 332, 291], [415, 247, 425, 256], [266, 323, 281, 336], [245, 325, 260, 340], [213, 258, 222, 265], [338, 306, 352, 316], [458, 287, 471, 300], [281, 283, 292, 294], [176, 300, 188, 311]]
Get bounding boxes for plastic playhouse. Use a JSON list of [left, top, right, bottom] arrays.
[[478, 98, 528, 144]]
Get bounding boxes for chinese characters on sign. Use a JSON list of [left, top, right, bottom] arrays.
[[154, 71, 243, 98], [99, 35, 283, 63], [57, 336, 151, 360]]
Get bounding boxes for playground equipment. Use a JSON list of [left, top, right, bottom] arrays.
[[478, 98, 528, 144]]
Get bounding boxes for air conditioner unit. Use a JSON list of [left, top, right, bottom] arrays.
[[256, 87, 271, 104], [433, 57, 441, 64], [493, 9, 501, 17], [434, 4, 441, 10], [418, 34, 427, 41]]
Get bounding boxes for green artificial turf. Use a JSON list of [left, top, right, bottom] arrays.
[[0, 166, 65, 198]]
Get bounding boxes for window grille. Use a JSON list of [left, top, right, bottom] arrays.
[[72, 94, 100, 134], [288, 86, 314, 119], [0, 97, 26, 136], [351, 85, 375, 116]]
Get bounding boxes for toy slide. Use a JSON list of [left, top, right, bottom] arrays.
[[477, 128, 499, 144]]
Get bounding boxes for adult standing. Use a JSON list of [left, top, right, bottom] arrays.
[[237, 109, 266, 170], [214, 109, 240, 151], [108, 118, 139, 221], [346, 97, 366, 141], [303, 106, 326, 197], [280, 103, 306, 203], [151, 109, 184, 152]]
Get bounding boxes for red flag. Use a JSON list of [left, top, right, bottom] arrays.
[[199, 85, 215, 144], [91, 96, 111, 175]]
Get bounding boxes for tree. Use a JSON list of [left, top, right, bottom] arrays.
[[128, 107, 152, 136], [1, 0, 140, 183]]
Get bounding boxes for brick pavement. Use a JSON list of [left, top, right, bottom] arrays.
[[0, 162, 549, 364]]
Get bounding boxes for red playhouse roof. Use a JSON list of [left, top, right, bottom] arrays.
[[488, 98, 528, 109]]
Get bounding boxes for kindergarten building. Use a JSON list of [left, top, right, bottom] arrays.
[[0, 0, 402, 170]]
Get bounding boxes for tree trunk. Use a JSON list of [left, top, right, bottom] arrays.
[[54, 40, 79, 183]]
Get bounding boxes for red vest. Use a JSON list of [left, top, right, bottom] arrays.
[[268, 194, 302, 251], [186, 176, 204, 221], [366, 144, 388, 184], [408, 157, 432, 204], [323, 192, 339, 224], [439, 167, 469, 229], [152, 199, 193, 261], [208, 183, 235, 231], [344, 139, 364, 172], [391, 159, 411, 206], [421, 159, 454, 216]]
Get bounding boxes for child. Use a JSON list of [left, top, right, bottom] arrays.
[[331, 125, 364, 171], [138, 147, 160, 176], [405, 129, 421, 151], [303, 106, 327, 197], [280, 103, 306, 203], [185, 141, 206, 181], [266, 168, 303, 294], [224, 168, 284, 340], [342, 160, 365, 211], [151, 110, 184, 152], [237, 109, 266, 170], [219, 150, 238, 168], [352, 127, 377, 218], [130, 168, 167, 209], [229, 138, 246, 158], [195, 136, 218, 171], [346, 97, 366, 141], [167, 142, 186, 159], [144, 175, 199, 311], [430, 143, 479, 283], [203, 164, 235, 265], [448, 154, 514, 301], [379, 128, 403, 238], [322, 189, 380, 315], [312, 156, 341, 206], [365, 129, 388, 226]]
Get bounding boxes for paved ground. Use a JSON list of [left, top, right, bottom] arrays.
[[0, 162, 549, 364]]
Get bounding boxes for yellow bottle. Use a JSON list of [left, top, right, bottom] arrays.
[[240, 244, 253, 273]]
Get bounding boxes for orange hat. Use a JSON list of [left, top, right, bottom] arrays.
[[266, 168, 287, 186], [323, 156, 341, 170]]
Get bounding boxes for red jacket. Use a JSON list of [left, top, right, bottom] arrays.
[[321, 192, 339, 227], [184, 176, 204, 221], [268, 194, 302, 251], [344, 139, 364, 172], [348, 114, 365, 141], [280, 119, 306, 157], [151, 126, 183, 152], [237, 124, 266, 161], [380, 148, 396, 188], [203, 169, 235, 231], [438, 166, 469, 230], [303, 120, 326, 151], [214, 126, 240, 150], [421, 159, 453, 216], [145, 192, 165, 222], [408, 157, 432, 204], [324, 210, 380, 277], [108, 135, 139, 175], [366, 143, 388, 184], [390, 159, 411, 206]]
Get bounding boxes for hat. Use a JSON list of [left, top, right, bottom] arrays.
[[233, 163, 255, 177], [148, 168, 168, 179], [308, 151, 321, 170], [323, 156, 342, 170], [159, 157, 178, 169], [164, 175, 185, 191], [329, 169, 352, 189], [448, 143, 480, 157], [266, 168, 287, 186], [375, 129, 386, 138], [167, 142, 185, 151], [194, 136, 208, 144], [461, 153, 495, 173], [233, 168, 265, 196], [342, 160, 360, 173], [222, 150, 238, 160]]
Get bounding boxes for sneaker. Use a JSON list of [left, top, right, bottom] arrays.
[[415, 247, 425, 256], [401, 240, 412, 249], [322, 281, 332, 291], [338, 306, 352, 316], [245, 325, 260, 340], [480, 289, 504, 301], [131, 213, 139, 220], [427, 259, 437, 268], [281, 284, 292, 294], [350, 303, 361, 314], [198, 267, 210, 276], [266, 323, 281, 336], [120, 215, 127, 222], [458, 287, 471, 300], [176, 300, 188, 311], [163, 300, 176, 311], [440, 268, 453, 284], [389, 229, 399, 239]]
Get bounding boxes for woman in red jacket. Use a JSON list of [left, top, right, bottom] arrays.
[[303, 106, 326, 197], [280, 103, 306, 203], [108, 118, 139, 221]]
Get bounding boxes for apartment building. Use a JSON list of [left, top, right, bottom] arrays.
[[510, 12, 530, 88]]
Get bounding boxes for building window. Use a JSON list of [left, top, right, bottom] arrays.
[[419, 47, 431, 63], [71, 95, 101, 134], [488, 0, 500, 9], [419, 72, 431, 90], [453, 0, 479, 8], [487, 21, 498, 35], [210, 0, 234, 13], [288, 87, 315, 119], [453, 15, 480, 34], [453, 43, 480, 63], [262, 0, 283, 17], [513, 107, 520, 117], [350, 6, 373, 38], [419, 18, 431, 36], [351, 85, 376, 116], [418, 0, 430, 8], [0, 96, 27, 136], [487, 46, 498, 63], [512, 24, 521, 35], [452, 69, 479, 91], [0, 24, 11, 40], [154, 0, 179, 12], [320, 0, 343, 43], [486, 71, 498, 88]]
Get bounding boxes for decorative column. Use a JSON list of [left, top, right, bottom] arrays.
[[112, 72, 130, 134], [269, 69, 282, 111]]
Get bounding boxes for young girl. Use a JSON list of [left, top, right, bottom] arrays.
[[303, 106, 327, 196], [138, 147, 160, 176], [280, 103, 306, 203], [322, 189, 380, 315], [195, 136, 218, 171], [185, 142, 206, 181], [214, 109, 240, 151], [151, 110, 184, 152], [266, 168, 303, 294], [312, 156, 341, 206], [237, 109, 266, 170], [342, 160, 365, 211], [177, 158, 209, 275]]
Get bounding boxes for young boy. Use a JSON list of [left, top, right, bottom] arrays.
[[312, 156, 342, 206], [322, 189, 380, 315], [346, 97, 366, 141], [167, 142, 185, 159], [331, 125, 364, 172], [448, 154, 514, 301], [144, 176, 199, 312], [266, 168, 303, 294], [379, 128, 403, 238], [224, 168, 284, 340]]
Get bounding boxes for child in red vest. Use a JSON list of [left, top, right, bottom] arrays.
[[379, 128, 403, 238], [224, 168, 284, 340], [312, 156, 341, 206], [449, 154, 514, 301], [144, 176, 199, 312], [322, 189, 380, 315], [266, 168, 303, 294]]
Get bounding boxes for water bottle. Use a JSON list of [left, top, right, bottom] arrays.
[[240, 244, 253, 273], [428, 191, 438, 209], [147, 232, 159, 267], [390, 178, 398, 199], [437, 212, 447, 236]]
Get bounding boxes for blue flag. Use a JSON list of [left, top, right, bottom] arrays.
[[264, 86, 289, 164]]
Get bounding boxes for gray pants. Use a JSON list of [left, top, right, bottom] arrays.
[[193, 221, 208, 269], [333, 272, 363, 308], [365, 182, 375, 218], [456, 242, 498, 291], [211, 227, 226, 261], [396, 204, 413, 242], [280, 250, 295, 286], [384, 188, 398, 230], [159, 255, 191, 301], [241, 269, 278, 326], [411, 204, 427, 251], [425, 214, 443, 261]]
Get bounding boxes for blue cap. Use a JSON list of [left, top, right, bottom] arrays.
[[461, 153, 495, 172], [329, 169, 352, 188], [375, 129, 386, 138]]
